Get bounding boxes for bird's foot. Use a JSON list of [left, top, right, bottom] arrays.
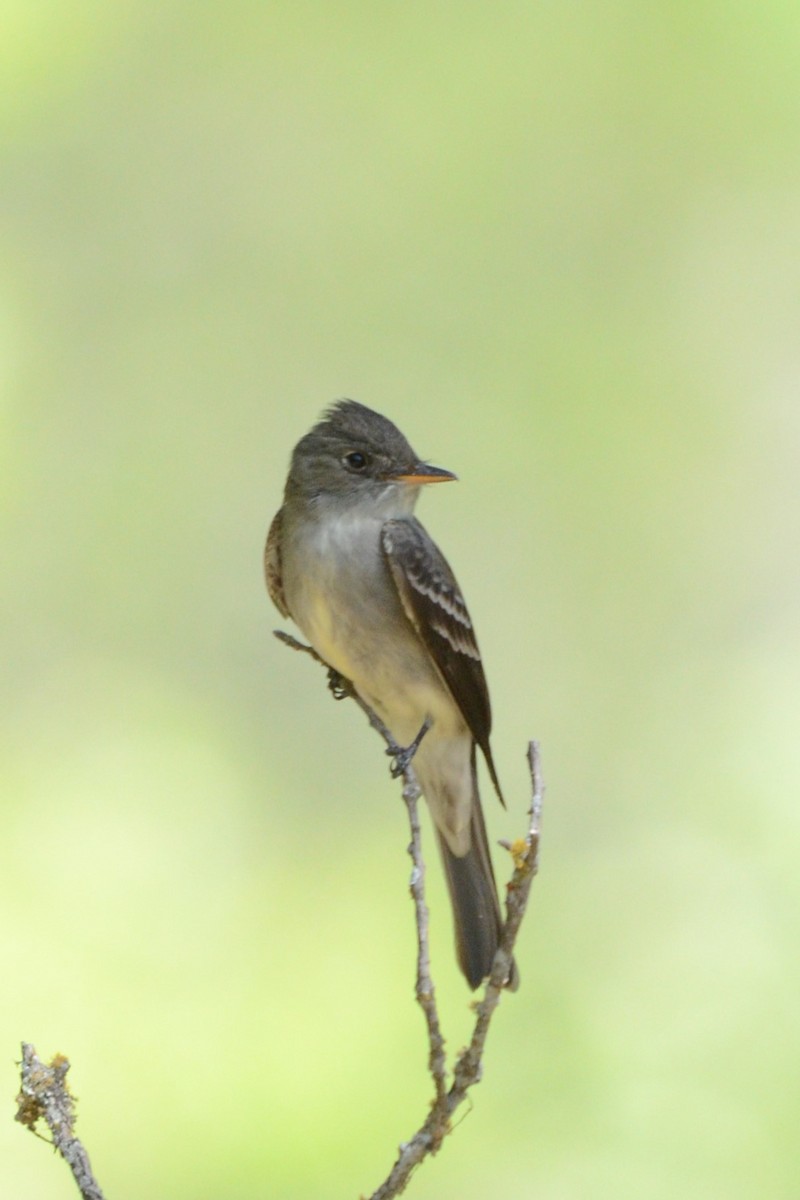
[[386, 718, 431, 779], [327, 669, 352, 701]]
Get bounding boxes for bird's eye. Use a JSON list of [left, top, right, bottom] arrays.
[[344, 451, 368, 471]]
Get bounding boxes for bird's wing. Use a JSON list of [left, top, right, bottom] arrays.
[[381, 517, 503, 803], [264, 507, 290, 618]]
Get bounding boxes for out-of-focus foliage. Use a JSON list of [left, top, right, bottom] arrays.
[[3, 4, 799, 1197]]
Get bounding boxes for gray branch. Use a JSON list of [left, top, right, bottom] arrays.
[[368, 741, 543, 1199], [275, 630, 544, 1199], [274, 630, 448, 1102], [15, 1043, 106, 1200], [14, 635, 541, 1200]]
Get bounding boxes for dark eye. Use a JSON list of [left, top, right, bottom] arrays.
[[344, 451, 368, 471]]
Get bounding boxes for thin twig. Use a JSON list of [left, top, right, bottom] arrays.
[[14, 636, 540, 1200], [275, 631, 447, 1101], [368, 741, 543, 1199], [275, 631, 544, 1200], [15, 1043, 106, 1200], [401, 761, 448, 1108]]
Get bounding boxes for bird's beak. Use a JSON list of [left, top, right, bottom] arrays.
[[391, 462, 458, 485]]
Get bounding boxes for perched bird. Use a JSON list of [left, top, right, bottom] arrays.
[[265, 400, 516, 989]]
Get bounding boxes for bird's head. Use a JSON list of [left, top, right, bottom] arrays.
[[285, 399, 456, 515]]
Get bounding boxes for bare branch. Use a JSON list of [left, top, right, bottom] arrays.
[[368, 741, 543, 1199], [401, 761, 448, 1109], [13, 637, 541, 1200], [15, 1043, 106, 1200], [275, 631, 544, 1200], [275, 631, 447, 1101]]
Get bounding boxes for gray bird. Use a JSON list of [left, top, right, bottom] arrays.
[[265, 400, 516, 990]]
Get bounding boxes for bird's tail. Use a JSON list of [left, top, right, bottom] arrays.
[[435, 756, 519, 991]]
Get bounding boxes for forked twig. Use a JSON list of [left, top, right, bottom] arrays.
[[275, 630, 543, 1198], [14, 635, 541, 1200]]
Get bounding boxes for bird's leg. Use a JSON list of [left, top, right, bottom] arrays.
[[327, 668, 352, 701], [386, 717, 432, 779]]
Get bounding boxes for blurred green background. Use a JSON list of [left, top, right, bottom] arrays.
[[3, 3, 799, 1197]]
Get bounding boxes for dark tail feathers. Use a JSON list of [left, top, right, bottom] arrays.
[[436, 791, 519, 991]]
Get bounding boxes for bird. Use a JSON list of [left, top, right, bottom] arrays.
[[265, 399, 516, 990]]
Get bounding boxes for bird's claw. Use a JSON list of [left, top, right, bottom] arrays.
[[327, 669, 350, 701], [385, 718, 432, 779], [386, 744, 414, 779]]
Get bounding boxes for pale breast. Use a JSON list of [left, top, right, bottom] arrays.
[[283, 511, 460, 744]]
